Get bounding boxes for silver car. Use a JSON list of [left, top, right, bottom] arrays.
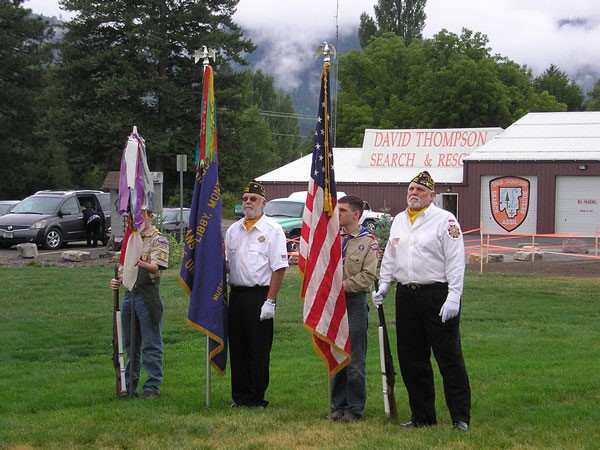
[[0, 190, 108, 249], [0, 200, 20, 217]]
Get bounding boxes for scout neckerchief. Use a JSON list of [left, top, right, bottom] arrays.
[[341, 225, 370, 265]]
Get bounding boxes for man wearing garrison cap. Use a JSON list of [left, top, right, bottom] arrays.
[[372, 171, 471, 432], [225, 180, 288, 408]]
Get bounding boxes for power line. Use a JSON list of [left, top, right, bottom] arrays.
[[260, 110, 316, 121], [268, 132, 311, 138]]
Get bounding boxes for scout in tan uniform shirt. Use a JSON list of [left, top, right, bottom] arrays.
[[110, 209, 169, 398], [331, 195, 379, 422]]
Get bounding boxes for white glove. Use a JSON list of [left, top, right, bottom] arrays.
[[259, 299, 276, 321], [371, 282, 390, 307], [439, 299, 460, 323]]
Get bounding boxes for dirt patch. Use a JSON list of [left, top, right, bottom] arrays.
[[1, 247, 599, 278], [0, 252, 117, 269]]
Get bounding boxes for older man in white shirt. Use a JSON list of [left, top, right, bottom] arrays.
[[372, 171, 471, 432], [225, 180, 288, 409]]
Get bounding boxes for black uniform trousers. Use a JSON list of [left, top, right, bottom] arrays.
[[395, 283, 471, 425], [228, 285, 273, 407]]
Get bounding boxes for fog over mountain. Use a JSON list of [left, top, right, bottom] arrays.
[[232, 0, 600, 102], [240, 17, 598, 138]]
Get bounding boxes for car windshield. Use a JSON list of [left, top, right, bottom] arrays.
[[264, 201, 304, 218], [12, 196, 62, 214], [0, 204, 14, 215]]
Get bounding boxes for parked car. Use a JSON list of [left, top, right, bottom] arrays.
[[159, 207, 191, 239], [233, 204, 244, 218], [359, 200, 389, 231], [0, 200, 20, 217], [0, 190, 108, 249], [263, 192, 390, 252], [286, 191, 388, 230], [264, 198, 305, 252]]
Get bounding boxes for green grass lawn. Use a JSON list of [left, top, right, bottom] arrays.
[[1, 266, 599, 449]]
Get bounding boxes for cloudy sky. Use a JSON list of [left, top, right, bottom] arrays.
[[25, 0, 600, 91]]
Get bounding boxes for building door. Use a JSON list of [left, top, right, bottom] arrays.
[[555, 176, 600, 235], [435, 193, 458, 218]]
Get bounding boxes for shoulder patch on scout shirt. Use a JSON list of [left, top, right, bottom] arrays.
[[447, 219, 461, 239], [157, 237, 169, 245], [368, 234, 380, 252]]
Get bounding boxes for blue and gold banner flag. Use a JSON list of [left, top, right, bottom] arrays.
[[179, 65, 227, 375]]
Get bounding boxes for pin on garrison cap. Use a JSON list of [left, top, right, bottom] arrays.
[[411, 170, 435, 191], [243, 180, 267, 199]]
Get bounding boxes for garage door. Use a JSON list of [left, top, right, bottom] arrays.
[[555, 176, 600, 235], [480, 175, 538, 234]]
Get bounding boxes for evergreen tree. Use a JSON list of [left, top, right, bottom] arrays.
[[359, 0, 426, 48], [586, 79, 600, 111], [43, 0, 255, 198], [534, 64, 584, 111], [246, 70, 302, 165], [0, 0, 53, 198], [358, 12, 377, 49]]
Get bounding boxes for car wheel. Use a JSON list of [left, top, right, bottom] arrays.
[[363, 220, 377, 232], [44, 229, 63, 250]]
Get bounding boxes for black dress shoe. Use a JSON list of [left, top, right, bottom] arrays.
[[453, 421, 469, 432], [401, 421, 437, 428], [401, 421, 418, 428]]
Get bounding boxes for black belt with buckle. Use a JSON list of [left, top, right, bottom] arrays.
[[402, 282, 448, 291]]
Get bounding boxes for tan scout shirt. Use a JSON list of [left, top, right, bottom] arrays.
[[141, 227, 169, 279], [342, 228, 379, 294]]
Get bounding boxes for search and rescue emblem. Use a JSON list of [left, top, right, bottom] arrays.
[[489, 176, 530, 232]]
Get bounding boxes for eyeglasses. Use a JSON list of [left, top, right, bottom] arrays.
[[242, 195, 260, 202]]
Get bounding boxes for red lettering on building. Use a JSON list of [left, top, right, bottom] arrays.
[[416, 130, 488, 148], [437, 153, 469, 167], [373, 131, 412, 147], [369, 152, 416, 167]]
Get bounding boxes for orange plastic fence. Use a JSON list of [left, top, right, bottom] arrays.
[[463, 228, 600, 261], [286, 230, 600, 262]]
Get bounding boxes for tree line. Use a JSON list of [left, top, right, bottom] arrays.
[[1, 0, 597, 203]]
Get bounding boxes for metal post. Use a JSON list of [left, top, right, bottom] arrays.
[[327, 369, 332, 419], [206, 335, 211, 408], [176, 154, 187, 241], [479, 220, 484, 274]]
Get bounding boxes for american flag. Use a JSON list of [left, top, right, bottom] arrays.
[[299, 62, 350, 377]]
